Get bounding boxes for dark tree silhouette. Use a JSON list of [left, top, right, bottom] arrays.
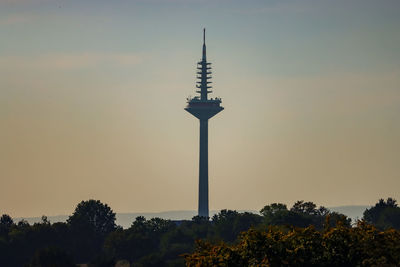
[[363, 197, 400, 230], [260, 203, 287, 217], [212, 209, 263, 243], [260, 201, 351, 229], [0, 214, 14, 228], [67, 199, 117, 262], [104, 216, 177, 264], [0, 214, 14, 238], [67, 199, 116, 237], [290, 200, 318, 215]]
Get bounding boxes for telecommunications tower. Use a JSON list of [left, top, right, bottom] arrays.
[[185, 29, 224, 218]]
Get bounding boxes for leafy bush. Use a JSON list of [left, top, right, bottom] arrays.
[[184, 221, 400, 266]]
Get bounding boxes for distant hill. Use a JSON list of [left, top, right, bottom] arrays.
[[13, 206, 370, 229], [14, 210, 257, 229], [328, 205, 370, 222]]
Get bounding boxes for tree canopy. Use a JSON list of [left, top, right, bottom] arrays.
[[67, 199, 116, 237], [184, 222, 400, 266], [260, 201, 351, 229], [363, 197, 400, 230]]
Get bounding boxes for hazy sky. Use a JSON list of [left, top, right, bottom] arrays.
[[1, 0, 399, 217]]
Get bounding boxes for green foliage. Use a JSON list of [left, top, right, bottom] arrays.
[[67, 199, 117, 263], [212, 210, 263, 243], [3, 217, 71, 266], [260, 203, 287, 217], [363, 197, 400, 230], [104, 216, 178, 264], [184, 222, 400, 266], [260, 201, 351, 230], [291, 200, 318, 215], [67, 199, 116, 237]]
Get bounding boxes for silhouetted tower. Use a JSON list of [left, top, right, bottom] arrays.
[[185, 29, 224, 218]]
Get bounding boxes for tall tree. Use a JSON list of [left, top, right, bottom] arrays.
[[363, 198, 400, 230], [0, 214, 14, 238], [260, 201, 350, 229], [67, 199, 116, 237], [67, 200, 117, 262], [0, 214, 14, 228]]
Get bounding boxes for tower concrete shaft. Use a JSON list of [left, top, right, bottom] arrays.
[[198, 119, 209, 217], [185, 29, 223, 218]]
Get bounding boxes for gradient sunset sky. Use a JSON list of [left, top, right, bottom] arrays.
[[1, 0, 400, 217]]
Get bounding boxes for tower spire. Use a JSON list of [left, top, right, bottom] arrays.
[[202, 28, 206, 61]]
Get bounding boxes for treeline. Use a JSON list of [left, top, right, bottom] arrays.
[[0, 198, 399, 266]]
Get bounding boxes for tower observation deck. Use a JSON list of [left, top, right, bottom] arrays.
[[185, 29, 224, 218]]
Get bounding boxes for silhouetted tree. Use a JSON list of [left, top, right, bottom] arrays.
[[290, 200, 318, 215], [68, 199, 116, 237], [0, 214, 15, 265], [363, 197, 400, 230], [212, 210, 262, 243], [104, 216, 176, 265], [17, 219, 30, 227], [0, 217, 72, 266], [0, 214, 14, 228], [212, 210, 240, 242], [260, 201, 350, 229], [260, 203, 287, 217], [67, 199, 117, 263], [0, 214, 14, 238]]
